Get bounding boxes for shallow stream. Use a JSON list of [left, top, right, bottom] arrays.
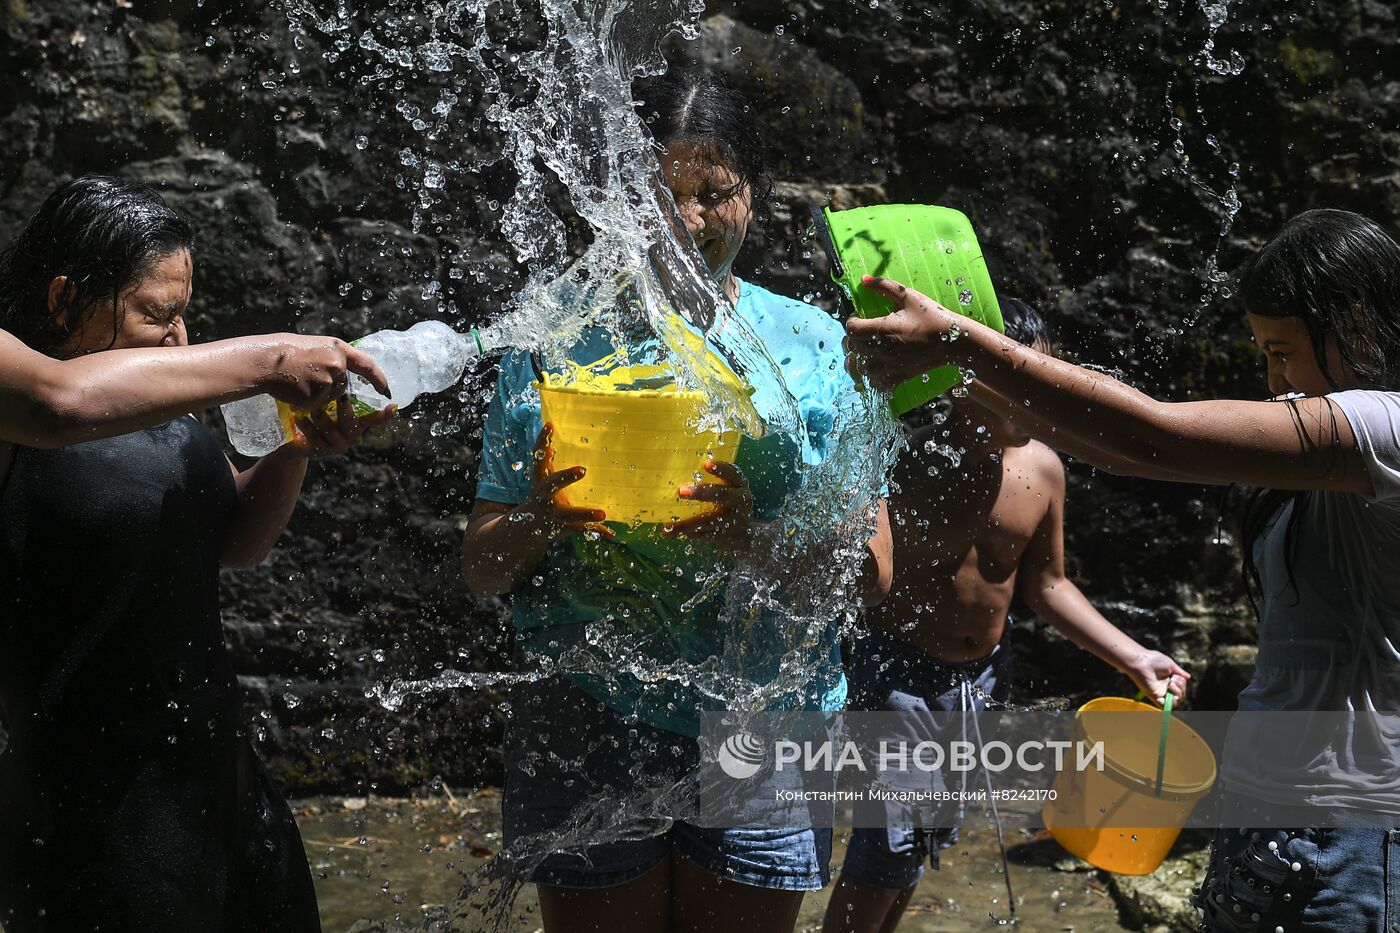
[[302, 793, 1147, 932]]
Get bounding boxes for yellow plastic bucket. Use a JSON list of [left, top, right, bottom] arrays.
[[536, 358, 744, 526], [1043, 697, 1216, 875]]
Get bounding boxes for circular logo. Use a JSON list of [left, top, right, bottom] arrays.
[[717, 731, 765, 780]]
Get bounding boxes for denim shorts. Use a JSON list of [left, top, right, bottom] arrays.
[[1195, 822, 1400, 932], [839, 623, 1014, 890], [500, 672, 832, 891]]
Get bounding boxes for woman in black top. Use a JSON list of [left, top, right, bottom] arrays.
[[0, 176, 391, 931]]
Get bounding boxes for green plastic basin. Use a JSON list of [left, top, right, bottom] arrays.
[[821, 204, 1003, 415]]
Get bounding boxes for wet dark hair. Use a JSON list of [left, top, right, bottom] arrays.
[[1240, 208, 1400, 392], [999, 297, 1052, 349], [634, 69, 773, 218], [0, 175, 194, 358], [1238, 209, 1400, 612]]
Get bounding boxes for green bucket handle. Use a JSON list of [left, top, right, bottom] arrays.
[[1134, 688, 1174, 797], [1156, 691, 1173, 797]]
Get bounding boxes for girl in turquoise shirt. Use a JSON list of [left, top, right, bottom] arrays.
[[464, 71, 893, 932]]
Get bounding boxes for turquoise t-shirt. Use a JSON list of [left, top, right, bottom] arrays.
[[475, 279, 862, 736]]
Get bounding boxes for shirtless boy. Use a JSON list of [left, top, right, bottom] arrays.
[[823, 299, 1190, 933]]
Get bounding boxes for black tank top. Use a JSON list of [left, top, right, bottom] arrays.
[[0, 418, 319, 932]]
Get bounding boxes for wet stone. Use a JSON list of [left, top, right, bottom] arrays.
[[1108, 836, 1212, 933]]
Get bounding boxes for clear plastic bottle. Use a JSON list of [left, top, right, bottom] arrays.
[[221, 320, 493, 457]]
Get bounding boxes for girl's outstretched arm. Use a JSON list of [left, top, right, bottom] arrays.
[[968, 381, 1217, 483], [0, 328, 389, 448], [844, 276, 1371, 494]]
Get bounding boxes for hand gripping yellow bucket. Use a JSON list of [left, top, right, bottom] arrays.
[[1043, 696, 1216, 875], [536, 355, 745, 526]]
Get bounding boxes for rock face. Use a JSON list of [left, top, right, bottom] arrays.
[[1, 0, 1392, 795], [1110, 835, 1213, 932]]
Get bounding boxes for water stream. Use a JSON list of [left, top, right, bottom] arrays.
[[301, 794, 1144, 932], [280, 0, 899, 928], [1167, 0, 1246, 329]]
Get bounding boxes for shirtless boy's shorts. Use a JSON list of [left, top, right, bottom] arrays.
[[840, 622, 1014, 889]]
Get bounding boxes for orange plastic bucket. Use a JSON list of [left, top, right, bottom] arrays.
[[1043, 697, 1216, 875]]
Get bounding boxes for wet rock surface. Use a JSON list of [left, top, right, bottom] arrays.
[[1, 1, 1387, 817], [1110, 839, 1212, 933]]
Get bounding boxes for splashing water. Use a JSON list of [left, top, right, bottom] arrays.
[[280, 0, 900, 927], [366, 669, 545, 712], [285, 0, 786, 434], [1197, 0, 1245, 77], [1158, 0, 1246, 331], [922, 438, 963, 470]]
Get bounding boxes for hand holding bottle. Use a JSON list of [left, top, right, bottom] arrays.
[[225, 322, 488, 457], [262, 335, 390, 411], [286, 393, 397, 459]]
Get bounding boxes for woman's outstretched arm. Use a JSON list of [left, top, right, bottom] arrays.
[[844, 276, 1371, 494], [0, 328, 390, 448]]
